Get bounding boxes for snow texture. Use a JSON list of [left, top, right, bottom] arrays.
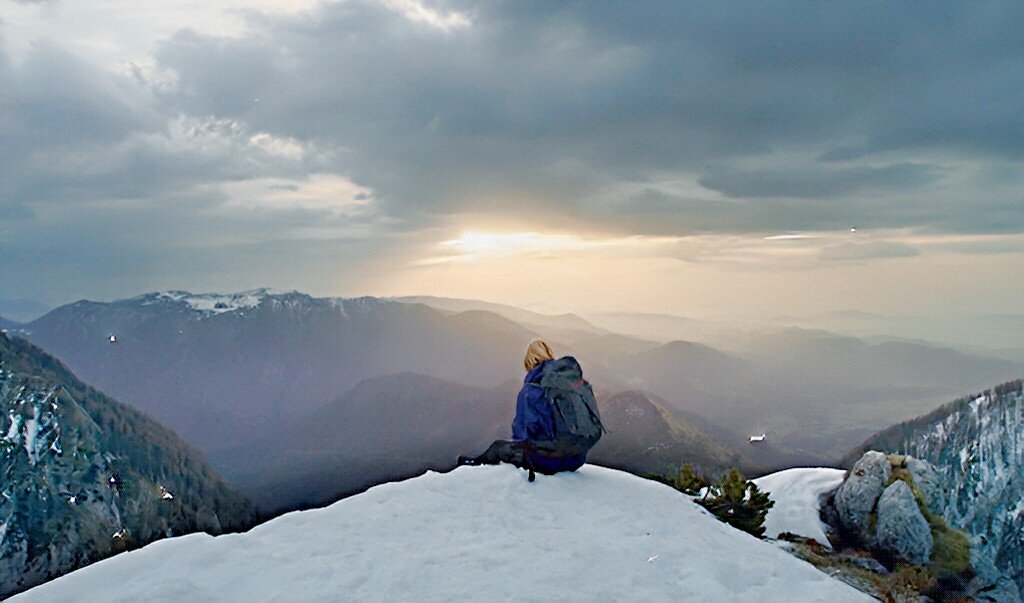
[[754, 467, 847, 548], [15, 465, 871, 602]]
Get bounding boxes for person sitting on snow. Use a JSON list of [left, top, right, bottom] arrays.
[[459, 340, 604, 481]]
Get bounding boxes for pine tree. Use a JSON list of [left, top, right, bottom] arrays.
[[674, 464, 709, 495], [697, 468, 774, 538]]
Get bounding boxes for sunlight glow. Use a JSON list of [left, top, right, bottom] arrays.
[[441, 232, 588, 255], [433, 231, 683, 264], [763, 234, 817, 241]]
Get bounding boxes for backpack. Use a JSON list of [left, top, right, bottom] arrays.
[[528, 357, 604, 457]]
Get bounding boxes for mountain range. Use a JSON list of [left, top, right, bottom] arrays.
[[15, 289, 1023, 512], [222, 376, 759, 513]]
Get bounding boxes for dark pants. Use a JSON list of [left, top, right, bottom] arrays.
[[472, 440, 525, 467]]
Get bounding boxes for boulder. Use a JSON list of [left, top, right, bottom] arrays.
[[905, 457, 948, 515], [875, 480, 933, 565], [835, 451, 890, 545]]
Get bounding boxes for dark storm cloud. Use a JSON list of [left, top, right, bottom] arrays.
[[0, 42, 217, 207], [697, 163, 941, 200], [0, 35, 337, 210], [143, 0, 1023, 233], [608, 188, 869, 236], [2, 0, 1022, 303], [611, 183, 1023, 237]]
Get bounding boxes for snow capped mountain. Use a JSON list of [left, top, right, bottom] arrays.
[[848, 379, 1024, 594], [136, 289, 284, 315], [22, 289, 535, 455], [14, 465, 871, 602]]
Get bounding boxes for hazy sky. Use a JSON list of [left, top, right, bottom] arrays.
[[1, 0, 1022, 318]]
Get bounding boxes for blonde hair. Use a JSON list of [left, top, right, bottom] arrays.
[[523, 339, 555, 372]]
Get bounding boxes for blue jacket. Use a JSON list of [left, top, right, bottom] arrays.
[[511, 359, 587, 473]]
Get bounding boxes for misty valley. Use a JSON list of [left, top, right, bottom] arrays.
[[2, 289, 1022, 599], [12, 290, 1020, 510]]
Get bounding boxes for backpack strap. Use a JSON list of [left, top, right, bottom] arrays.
[[526, 381, 559, 438]]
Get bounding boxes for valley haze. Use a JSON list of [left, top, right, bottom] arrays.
[[8, 288, 1020, 513]]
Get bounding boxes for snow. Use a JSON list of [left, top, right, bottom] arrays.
[[23, 407, 38, 465], [14, 465, 870, 602], [4, 412, 21, 441], [754, 468, 847, 549], [143, 289, 281, 315]]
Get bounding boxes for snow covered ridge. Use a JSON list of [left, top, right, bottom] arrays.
[[15, 465, 871, 602], [125, 288, 391, 317], [136, 289, 286, 314]]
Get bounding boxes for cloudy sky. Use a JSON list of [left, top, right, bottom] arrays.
[[1, 0, 1021, 318]]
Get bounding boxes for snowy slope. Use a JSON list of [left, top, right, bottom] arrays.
[[16, 465, 870, 602], [754, 468, 847, 548]]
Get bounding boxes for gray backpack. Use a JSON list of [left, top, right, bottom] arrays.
[[530, 357, 604, 457]]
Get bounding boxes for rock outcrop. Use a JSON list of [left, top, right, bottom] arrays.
[[875, 480, 933, 564], [903, 456, 947, 514], [834, 450, 890, 546], [847, 379, 1024, 597]]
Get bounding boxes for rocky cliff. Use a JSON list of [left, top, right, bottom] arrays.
[[847, 379, 1024, 599], [0, 333, 258, 597]]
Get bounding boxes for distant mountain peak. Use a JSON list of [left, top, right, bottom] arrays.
[[110, 290, 403, 319], [128, 288, 294, 314]]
